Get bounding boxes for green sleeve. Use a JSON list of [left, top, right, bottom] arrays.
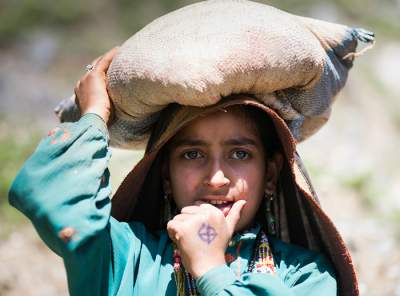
[[273, 239, 337, 296], [8, 114, 141, 295], [196, 241, 336, 296], [9, 113, 111, 254], [196, 265, 295, 295]]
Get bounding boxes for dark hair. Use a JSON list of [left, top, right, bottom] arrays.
[[220, 105, 282, 159]]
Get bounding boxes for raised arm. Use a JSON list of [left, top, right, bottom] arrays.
[[7, 48, 141, 295]]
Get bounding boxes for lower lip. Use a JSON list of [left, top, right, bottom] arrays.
[[212, 202, 234, 216]]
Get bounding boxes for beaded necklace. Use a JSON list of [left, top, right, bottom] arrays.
[[173, 229, 275, 296]]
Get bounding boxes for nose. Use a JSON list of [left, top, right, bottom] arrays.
[[205, 168, 230, 188]]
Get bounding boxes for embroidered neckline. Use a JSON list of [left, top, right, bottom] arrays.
[[228, 223, 260, 247]]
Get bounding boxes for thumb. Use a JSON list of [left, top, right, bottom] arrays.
[[225, 200, 247, 234], [96, 46, 119, 72]]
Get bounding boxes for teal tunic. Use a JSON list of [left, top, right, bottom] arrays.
[[9, 113, 337, 296]]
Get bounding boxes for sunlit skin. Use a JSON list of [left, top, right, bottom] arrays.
[[74, 47, 119, 124], [167, 110, 268, 231], [165, 109, 283, 278]]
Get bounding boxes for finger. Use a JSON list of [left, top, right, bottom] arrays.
[[85, 56, 103, 75], [167, 230, 179, 243], [225, 200, 247, 234], [90, 56, 103, 67], [194, 200, 208, 206], [198, 202, 219, 212], [181, 205, 201, 214], [172, 213, 193, 221], [166, 220, 180, 242], [195, 200, 217, 210], [95, 46, 119, 72]]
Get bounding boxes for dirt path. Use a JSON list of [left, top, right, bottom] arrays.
[[0, 227, 67, 296]]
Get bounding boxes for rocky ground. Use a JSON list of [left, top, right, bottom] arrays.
[[0, 34, 399, 295]]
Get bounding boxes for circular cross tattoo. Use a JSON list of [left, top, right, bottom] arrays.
[[198, 223, 217, 244]]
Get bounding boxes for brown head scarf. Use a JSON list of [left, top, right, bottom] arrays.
[[111, 94, 358, 296]]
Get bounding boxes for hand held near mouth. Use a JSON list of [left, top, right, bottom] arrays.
[[225, 199, 247, 234], [166, 200, 247, 279]]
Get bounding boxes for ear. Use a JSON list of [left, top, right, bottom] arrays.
[[264, 152, 283, 193]]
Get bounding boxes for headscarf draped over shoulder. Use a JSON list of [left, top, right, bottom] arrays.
[[112, 95, 358, 296]]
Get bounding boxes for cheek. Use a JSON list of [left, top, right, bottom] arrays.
[[233, 178, 248, 198], [234, 178, 263, 205], [169, 165, 200, 207], [233, 166, 265, 198], [233, 173, 265, 230]]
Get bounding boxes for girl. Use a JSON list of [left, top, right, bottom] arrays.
[[9, 47, 350, 296]]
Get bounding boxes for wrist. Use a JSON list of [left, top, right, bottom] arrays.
[[190, 254, 226, 279], [82, 108, 109, 124], [195, 265, 237, 295]]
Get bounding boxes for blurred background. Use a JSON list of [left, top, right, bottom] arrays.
[[0, 0, 399, 295]]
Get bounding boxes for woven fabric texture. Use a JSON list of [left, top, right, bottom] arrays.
[[56, 0, 374, 149]]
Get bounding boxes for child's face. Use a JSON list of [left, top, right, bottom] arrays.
[[165, 108, 278, 232]]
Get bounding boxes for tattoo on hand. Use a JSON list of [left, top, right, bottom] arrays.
[[198, 223, 217, 244]]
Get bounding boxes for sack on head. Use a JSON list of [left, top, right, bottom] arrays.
[[56, 0, 374, 149]]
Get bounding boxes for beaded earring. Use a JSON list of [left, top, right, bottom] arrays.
[[264, 191, 276, 236]]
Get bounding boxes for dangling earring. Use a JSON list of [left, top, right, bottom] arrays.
[[163, 192, 173, 223], [264, 191, 276, 236]]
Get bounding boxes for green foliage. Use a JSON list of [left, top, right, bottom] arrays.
[[0, 0, 398, 46], [0, 0, 93, 43]]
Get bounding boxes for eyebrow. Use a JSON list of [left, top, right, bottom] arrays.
[[224, 137, 258, 146], [172, 137, 258, 147]]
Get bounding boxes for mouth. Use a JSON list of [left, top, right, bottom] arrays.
[[203, 199, 235, 216]]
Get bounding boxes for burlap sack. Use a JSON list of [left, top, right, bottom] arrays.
[[56, 0, 374, 149]]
